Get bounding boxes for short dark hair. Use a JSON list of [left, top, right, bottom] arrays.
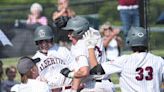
[[131, 46, 148, 52], [5, 66, 17, 75]]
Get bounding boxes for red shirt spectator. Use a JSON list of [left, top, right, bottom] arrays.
[[118, 0, 138, 5]]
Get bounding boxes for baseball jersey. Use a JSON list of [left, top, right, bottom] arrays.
[[33, 44, 76, 88], [70, 28, 106, 70], [71, 28, 108, 89], [10, 79, 51, 92], [102, 52, 164, 92]]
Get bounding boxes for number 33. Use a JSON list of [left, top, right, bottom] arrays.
[[136, 66, 153, 81]]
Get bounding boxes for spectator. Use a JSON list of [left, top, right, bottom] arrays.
[[0, 60, 4, 92], [2, 66, 19, 92], [52, 0, 75, 48], [117, 0, 140, 38], [99, 22, 123, 61], [52, 0, 75, 21], [26, 2, 48, 29], [11, 56, 51, 92]]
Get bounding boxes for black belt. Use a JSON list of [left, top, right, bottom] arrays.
[[95, 80, 102, 82], [95, 79, 112, 82]]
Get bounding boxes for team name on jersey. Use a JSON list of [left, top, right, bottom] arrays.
[[40, 57, 65, 71]]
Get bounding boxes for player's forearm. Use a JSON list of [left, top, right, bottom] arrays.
[[74, 67, 89, 78], [88, 48, 98, 68], [71, 78, 82, 90]]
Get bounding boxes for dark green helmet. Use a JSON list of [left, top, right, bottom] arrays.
[[62, 16, 89, 38], [34, 25, 54, 42], [126, 27, 148, 47]]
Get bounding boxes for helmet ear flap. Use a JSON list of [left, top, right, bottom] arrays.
[[35, 41, 39, 45]]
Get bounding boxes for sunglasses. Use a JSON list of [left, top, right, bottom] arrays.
[[104, 27, 113, 31]]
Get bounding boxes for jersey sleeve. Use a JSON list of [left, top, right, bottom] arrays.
[[160, 57, 164, 81], [76, 55, 89, 68], [101, 55, 129, 74], [71, 40, 89, 69], [62, 47, 74, 65]]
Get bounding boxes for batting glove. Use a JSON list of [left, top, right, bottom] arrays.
[[83, 30, 99, 49], [60, 68, 74, 78]]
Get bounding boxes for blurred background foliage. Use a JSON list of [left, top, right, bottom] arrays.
[[0, 0, 164, 50], [0, 0, 163, 26], [0, 0, 164, 25]]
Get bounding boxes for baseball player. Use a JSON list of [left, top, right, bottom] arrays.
[[32, 25, 77, 92], [60, 16, 115, 92], [84, 27, 164, 92], [11, 56, 51, 92]]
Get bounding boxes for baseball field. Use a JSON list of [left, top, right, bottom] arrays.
[[1, 49, 164, 92]]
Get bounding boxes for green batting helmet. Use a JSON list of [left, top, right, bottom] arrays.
[[62, 16, 89, 38], [34, 25, 54, 42], [126, 27, 148, 47]]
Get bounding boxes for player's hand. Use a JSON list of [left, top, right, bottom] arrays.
[[83, 30, 100, 49], [112, 28, 120, 36], [60, 68, 74, 78]]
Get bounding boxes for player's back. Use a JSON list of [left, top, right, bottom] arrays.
[[120, 52, 164, 92], [11, 79, 51, 92]]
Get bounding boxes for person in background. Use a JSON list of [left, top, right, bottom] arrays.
[[11, 56, 51, 92], [52, 0, 75, 48], [27, 3, 48, 26], [2, 66, 19, 92], [99, 22, 123, 61], [0, 60, 4, 92], [117, 0, 140, 38], [52, 0, 75, 21]]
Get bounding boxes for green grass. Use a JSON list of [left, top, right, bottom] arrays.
[[1, 49, 164, 92], [110, 73, 121, 92], [151, 50, 164, 56]]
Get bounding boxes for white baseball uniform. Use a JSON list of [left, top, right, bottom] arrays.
[[33, 44, 77, 91], [10, 79, 51, 92], [102, 52, 164, 92], [71, 27, 114, 92]]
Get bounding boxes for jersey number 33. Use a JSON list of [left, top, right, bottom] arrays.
[[135, 66, 153, 81]]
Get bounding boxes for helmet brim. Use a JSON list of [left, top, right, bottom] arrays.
[[62, 26, 74, 31], [34, 36, 53, 42]]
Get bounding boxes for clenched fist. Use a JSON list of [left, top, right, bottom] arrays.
[[60, 68, 74, 78]]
